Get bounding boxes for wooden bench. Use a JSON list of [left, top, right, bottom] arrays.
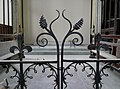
[[100, 41, 120, 47], [91, 50, 120, 72], [101, 35, 120, 55], [91, 50, 118, 59]]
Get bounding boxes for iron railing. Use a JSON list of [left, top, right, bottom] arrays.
[[0, 10, 120, 89]]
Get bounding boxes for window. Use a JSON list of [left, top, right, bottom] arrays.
[[0, 0, 18, 41], [101, 0, 120, 35]]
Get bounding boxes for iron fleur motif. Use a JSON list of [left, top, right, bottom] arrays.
[[0, 10, 119, 89], [10, 34, 32, 59], [9, 34, 32, 89]]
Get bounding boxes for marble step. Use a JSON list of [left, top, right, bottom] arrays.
[[25, 46, 90, 55]]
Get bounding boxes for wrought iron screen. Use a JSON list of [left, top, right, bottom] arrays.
[[0, 10, 120, 89]]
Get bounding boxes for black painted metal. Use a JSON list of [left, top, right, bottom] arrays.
[[37, 10, 84, 89], [0, 10, 120, 89], [36, 10, 60, 89], [60, 10, 83, 89]]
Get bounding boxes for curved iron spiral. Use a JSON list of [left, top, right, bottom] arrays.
[[63, 62, 96, 89], [61, 10, 84, 89], [61, 9, 84, 50], [1, 64, 21, 89], [23, 63, 58, 89], [36, 10, 60, 47], [36, 33, 51, 47], [36, 10, 60, 89]]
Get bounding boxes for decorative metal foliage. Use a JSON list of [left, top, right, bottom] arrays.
[[37, 10, 84, 47], [36, 10, 84, 89], [9, 34, 32, 89], [24, 63, 58, 89], [0, 10, 120, 89], [1, 64, 20, 89], [73, 18, 83, 30], [39, 15, 48, 29], [63, 62, 96, 89]]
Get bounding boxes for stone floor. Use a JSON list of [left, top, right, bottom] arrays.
[[0, 54, 120, 89], [0, 45, 120, 89]]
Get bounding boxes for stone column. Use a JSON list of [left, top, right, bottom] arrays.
[[12, 0, 19, 34], [116, 39, 120, 58]]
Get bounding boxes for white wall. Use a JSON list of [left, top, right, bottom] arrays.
[[24, 0, 91, 45]]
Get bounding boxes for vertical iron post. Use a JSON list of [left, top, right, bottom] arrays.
[[95, 33, 101, 89], [52, 34, 60, 89], [19, 59, 24, 89], [17, 34, 24, 89], [36, 10, 61, 89], [61, 34, 69, 89], [37, 10, 83, 89]]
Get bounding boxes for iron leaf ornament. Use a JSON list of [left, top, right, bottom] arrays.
[[39, 15, 48, 29], [73, 18, 83, 30], [37, 10, 84, 89]]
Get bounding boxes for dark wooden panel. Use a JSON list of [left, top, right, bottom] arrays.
[[101, 35, 120, 55], [0, 24, 13, 34], [0, 24, 13, 41]]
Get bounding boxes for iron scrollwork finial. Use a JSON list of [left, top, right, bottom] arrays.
[[61, 9, 84, 46], [37, 10, 84, 47], [62, 33, 116, 89], [9, 34, 32, 89], [60, 10, 84, 89], [36, 10, 84, 89], [0, 9, 119, 89], [10, 34, 32, 59], [36, 10, 60, 47]]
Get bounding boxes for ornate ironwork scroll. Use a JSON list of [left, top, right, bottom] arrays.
[[10, 34, 32, 89], [60, 10, 84, 89], [36, 10, 84, 89], [36, 10, 61, 89], [24, 63, 58, 89], [62, 33, 120, 89], [0, 10, 120, 89], [0, 34, 58, 89]]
